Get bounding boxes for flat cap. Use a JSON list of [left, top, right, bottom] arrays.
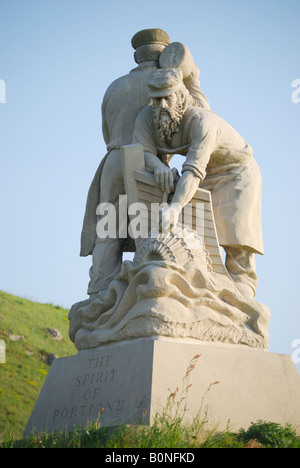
[[147, 68, 183, 97], [131, 28, 171, 50]]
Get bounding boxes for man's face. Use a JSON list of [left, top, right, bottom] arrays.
[[151, 89, 186, 142], [152, 93, 178, 121]]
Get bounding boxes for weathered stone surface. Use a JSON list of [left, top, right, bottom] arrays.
[[9, 334, 25, 342], [47, 328, 62, 341], [24, 338, 300, 436]]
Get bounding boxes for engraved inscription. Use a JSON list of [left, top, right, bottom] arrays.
[[74, 369, 117, 387], [87, 355, 113, 368], [52, 400, 125, 422], [52, 353, 124, 424]]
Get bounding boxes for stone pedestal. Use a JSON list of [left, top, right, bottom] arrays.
[[24, 338, 300, 436]]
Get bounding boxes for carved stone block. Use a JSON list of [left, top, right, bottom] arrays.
[[24, 338, 300, 436]]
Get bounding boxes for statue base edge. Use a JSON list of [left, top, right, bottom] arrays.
[[24, 337, 300, 436]]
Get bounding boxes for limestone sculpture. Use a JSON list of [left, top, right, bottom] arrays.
[[69, 31, 270, 352], [25, 31, 300, 439]]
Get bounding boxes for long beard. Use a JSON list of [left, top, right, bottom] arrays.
[[153, 101, 185, 143]]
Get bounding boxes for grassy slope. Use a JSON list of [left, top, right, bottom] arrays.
[[0, 290, 76, 440], [1, 290, 299, 448]]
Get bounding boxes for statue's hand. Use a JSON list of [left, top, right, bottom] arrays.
[[159, 203, 181, 234], [154, 164, 174, 194]]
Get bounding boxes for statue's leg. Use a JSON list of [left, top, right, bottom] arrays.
[[88, 236, 123, 294], [88, 150, 125, 295], [224, 246, 258, 297]]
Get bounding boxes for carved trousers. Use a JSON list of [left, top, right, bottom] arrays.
[[224, 246, 258, 296], [88, 149, 126, 295]]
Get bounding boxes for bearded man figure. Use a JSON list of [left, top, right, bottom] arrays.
[[132, 68, 264, 298], [152, 88, 189, 143]]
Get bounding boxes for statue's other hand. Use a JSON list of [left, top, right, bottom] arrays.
[[154, 165, 174, 194], [159, 203, 181, 234]]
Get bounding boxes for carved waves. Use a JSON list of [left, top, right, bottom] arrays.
[[69, 229, 270, 351]]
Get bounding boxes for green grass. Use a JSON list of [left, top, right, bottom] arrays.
[[0, 290, 300, 448], [1, 416, 299, 448], [0, 290, 76, 440]]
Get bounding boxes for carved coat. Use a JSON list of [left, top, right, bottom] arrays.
[[132, 106, 264, 255]]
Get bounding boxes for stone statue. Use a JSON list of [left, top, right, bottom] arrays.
[[80, 29, 210, 296], [69, 35, 269, 352], [26, 33, 300, 439], [132, 67, 263, 298]]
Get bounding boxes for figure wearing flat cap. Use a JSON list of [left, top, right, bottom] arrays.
[[132, 68, 264, 297], [80, 30, 210, 295]]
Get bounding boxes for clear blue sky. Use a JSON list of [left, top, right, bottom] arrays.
[[0, 0, 299, 372]]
